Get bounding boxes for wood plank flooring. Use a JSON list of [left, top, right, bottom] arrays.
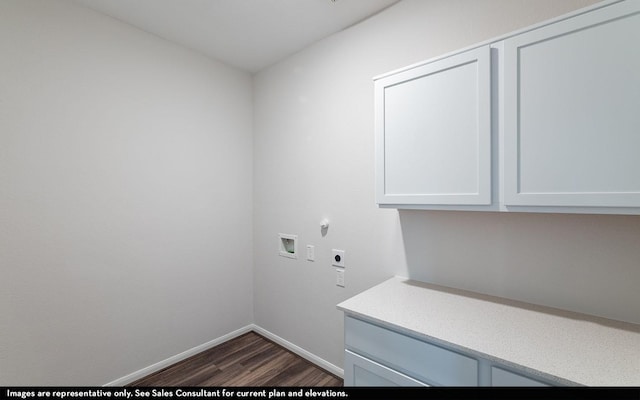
[[128, 331, 343, 387]]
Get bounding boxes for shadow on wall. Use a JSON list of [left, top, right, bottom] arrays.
[[397, 209, 640, 325]]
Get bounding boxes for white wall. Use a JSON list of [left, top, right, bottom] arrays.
[[253, 0, 640, 372], [0, 0, 253, 385], [3, 0, 638, 386]]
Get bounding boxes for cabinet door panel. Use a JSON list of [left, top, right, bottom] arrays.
[[344, 350, 429, 387], [491, 367, 550, 387], [503, 1, 640, 207], [345, 316, 478, 386], [376, 46, 491, 206]]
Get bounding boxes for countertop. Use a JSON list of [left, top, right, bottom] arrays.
[[336, 276, 640, 386]]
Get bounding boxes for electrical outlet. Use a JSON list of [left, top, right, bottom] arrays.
[[336, 268, 345, 287], [332, 249, 345, 268], [306, 245, 315, 261]]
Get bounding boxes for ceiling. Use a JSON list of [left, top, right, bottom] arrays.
[[72, 0, 401, 73]]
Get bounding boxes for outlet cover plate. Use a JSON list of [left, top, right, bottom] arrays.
[[306, 245, 315, 261], [332, 249, 345, 267], [336, 268, 345, 287]]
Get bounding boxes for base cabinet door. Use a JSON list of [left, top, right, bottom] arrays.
[[344, 350, 429, 387], [345, 316, 478, 386], [491, 367, 550, 387]]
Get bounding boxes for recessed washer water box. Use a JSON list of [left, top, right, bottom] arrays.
[[279, 233, 297, 259]]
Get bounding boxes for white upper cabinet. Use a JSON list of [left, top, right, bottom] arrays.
[[375, 46, 492, 206], [375, 0, 640, 214], [502, 0, 640, 208]]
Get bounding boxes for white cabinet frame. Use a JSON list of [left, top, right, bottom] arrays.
[[502, 1, 640, 207], [374, 0, 640, 214], [343, 314, 557, 387], [375, 46, 492, 206]]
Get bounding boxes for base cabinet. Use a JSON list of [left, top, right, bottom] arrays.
[[344, 350, 428, 387], [344, 316, 554, 387], [491, 367, 550, 387], [339, 277, 640, 386]]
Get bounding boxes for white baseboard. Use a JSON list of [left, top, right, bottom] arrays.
[[104, 324, 343, 386], [250, 324, 344, 379], [104, 325, 253, 386]]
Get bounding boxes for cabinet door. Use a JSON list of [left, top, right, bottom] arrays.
[[503, 1, 640, 208], [375, 46, 491, 206], [491, 367, 550, 387], [344, 350, 429, 387], [345, 316, 478, 386]]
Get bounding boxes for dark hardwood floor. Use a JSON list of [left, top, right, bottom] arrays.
[[128, 331, 343, 387]]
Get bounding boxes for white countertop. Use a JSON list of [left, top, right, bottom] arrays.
[[336, 276, 640, 386]]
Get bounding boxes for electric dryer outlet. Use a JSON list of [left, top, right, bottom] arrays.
[[332, 249, 345, 268]]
